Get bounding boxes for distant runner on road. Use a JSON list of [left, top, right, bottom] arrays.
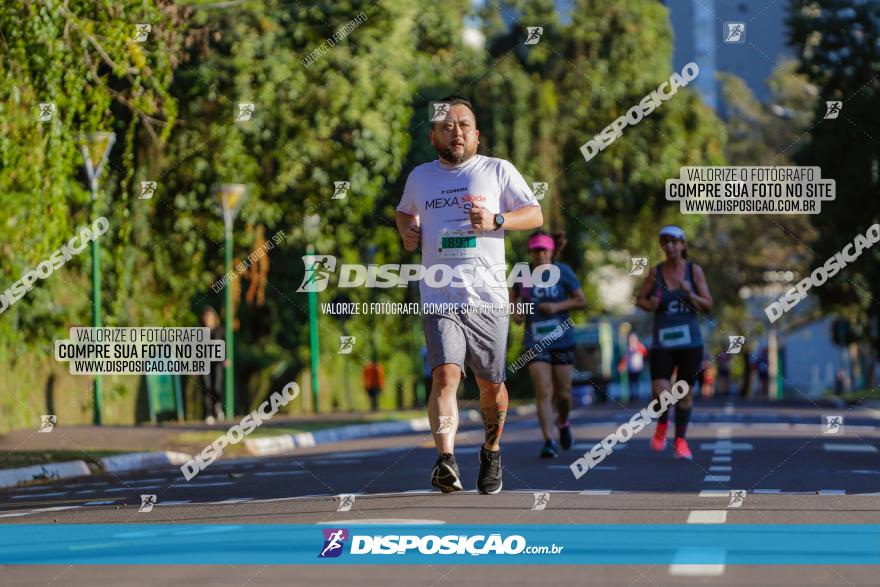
[[396, 94, 543, 494], [635, 225, 714, 460], [510, 230, 586, 459]]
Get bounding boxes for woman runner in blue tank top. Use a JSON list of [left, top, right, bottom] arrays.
[[635, 225, 714, 460], [510, 230, 586, 458]]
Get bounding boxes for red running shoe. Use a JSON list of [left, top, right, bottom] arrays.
[[650, 422, 668, 452], [674, 437, 693, 460]]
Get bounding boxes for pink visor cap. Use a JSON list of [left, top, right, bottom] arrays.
[[527, 234, 555, 251]]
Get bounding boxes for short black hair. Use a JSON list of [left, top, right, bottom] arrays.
[[434, 94, 476, 122]]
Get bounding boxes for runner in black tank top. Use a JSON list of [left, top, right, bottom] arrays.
[[635, 226, 714, 460]]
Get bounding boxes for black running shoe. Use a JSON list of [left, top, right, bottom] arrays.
[[539, 439, 558, 459], [477, 447, 503, 495], [558, 421, 573, 450], [431, 453, 463, 493]]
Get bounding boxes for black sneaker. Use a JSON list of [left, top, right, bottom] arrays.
[[477, 447, 503, 495], [540, 439, 558, 459], [431, 453, 463, 493], [558, 421, 573, 450]]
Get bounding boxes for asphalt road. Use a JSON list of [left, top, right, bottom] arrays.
[[2, 396, 879, 585]]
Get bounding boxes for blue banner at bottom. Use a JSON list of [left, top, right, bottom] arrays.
[[0, 524, 878, 564]]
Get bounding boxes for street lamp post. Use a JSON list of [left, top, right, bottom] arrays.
[[80, 132, 116, 426], [304, 214, 321, 413], [216, 184, 247, 420]]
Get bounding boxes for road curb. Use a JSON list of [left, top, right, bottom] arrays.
[[0, 460, 91, 488], [100, 451, 193, 473]]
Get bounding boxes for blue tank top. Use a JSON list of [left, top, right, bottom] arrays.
[[651, 261, 703, 349]]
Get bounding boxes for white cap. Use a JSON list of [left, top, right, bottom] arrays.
[[658, 225, 686, 240]]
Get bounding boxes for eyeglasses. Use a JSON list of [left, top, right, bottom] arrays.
[[659, 236, 682, 245]]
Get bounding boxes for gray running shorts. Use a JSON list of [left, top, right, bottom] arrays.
[[422, 306, 509, 383]]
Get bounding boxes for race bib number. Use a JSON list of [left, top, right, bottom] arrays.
[[531, 318, 561, 340], [437, 229, 479, 259], [658, 324, 692, 348]]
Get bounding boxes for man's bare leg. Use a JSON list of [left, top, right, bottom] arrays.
[[476, 377, 508, 451], [427, 364, 461, 454], [428, 364, 464, 493]]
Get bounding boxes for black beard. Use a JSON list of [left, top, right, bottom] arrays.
[[437, 143, 469, 164]]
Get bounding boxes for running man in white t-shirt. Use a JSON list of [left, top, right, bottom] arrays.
[[396, 95, 543, 494]]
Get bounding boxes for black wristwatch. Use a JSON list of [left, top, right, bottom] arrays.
[[493, 213, 505, 230]]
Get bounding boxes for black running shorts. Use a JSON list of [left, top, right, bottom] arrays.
[[649, 346, 703, 385]]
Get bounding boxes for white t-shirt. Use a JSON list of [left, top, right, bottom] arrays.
[[397, 154, 539, 306]]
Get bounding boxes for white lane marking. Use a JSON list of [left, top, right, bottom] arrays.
[[711, 455, 732, 463], [106, 486, 160, 493], [214, 498, 253, 504], [700, 442, 752, 451], [704, 475, 731, 482], [709, 466, 732, 472], [0, 512, 31, 518], [716, 427, 732, 437], [253, 471, 307, 477], [852, 492, 880, 496], [74, 490, 96, 495], [83, 500, 118, 506], [31, 506, 80, 512], [169, 481, 236, 488], [156, 500, 191, 505], [818, 490, 846, 495], [11, 492, 66, 499], [669, 548, 726, 576], [579, 490, 612, 495], [687, 510, 727, 524], [699, 490, 729, 497], [823, 444, 877, 453], [752, 489, 781, 494]]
